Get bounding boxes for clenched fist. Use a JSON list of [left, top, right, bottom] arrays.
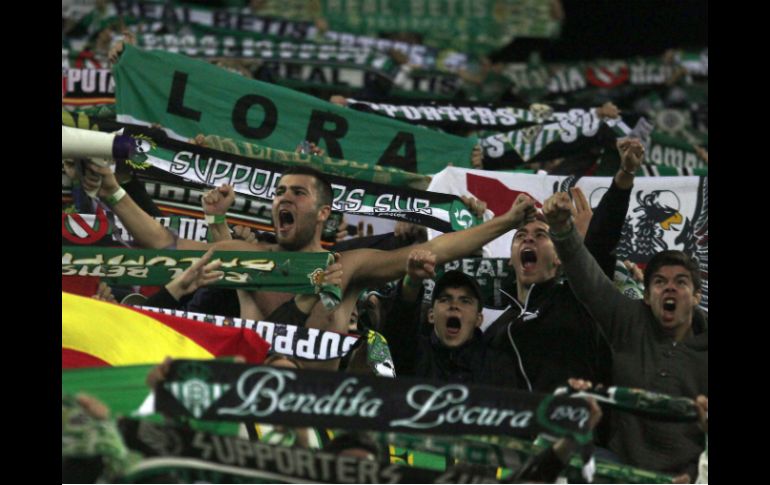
[[504, 194, 537, 229], [202, 184, 236, 215], [543, 192, 573, 234]]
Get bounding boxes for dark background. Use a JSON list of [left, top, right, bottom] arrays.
[[497, 0, 708, 61]]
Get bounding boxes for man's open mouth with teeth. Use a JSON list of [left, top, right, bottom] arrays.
[[520, 248, 538, 271], [277, 209, 295, 234], [445, 316, 462, 337], [663, 297, 677, 312]]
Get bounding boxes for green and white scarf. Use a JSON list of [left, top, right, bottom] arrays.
[[61, 246, 342, 308], [117, 419, 501, 483], [346, 98, 563, 131], [155, 359, 595, 443], [62, 393, 139, 482], [119, 126, 480, 232], [198, 133, 430, 190], [554, 385, 699, 422], [479, 111, 623, 169]]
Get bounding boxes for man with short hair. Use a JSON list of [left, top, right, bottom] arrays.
[[482, 139, 647, 393], [542, 189, 707, 480], [381, 249, 517, 387]]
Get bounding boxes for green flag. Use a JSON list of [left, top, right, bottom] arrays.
[[114, 44, 476, 174]]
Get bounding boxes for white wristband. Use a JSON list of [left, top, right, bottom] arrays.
[[103, 187, 127, 207]]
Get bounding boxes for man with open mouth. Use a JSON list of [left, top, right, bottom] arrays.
[[542, 181, 707, 481], [381, 254, 518, 387], [482, 139, 652, 395]]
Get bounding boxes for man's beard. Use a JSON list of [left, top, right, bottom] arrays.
[[276, 215, 317, 251]]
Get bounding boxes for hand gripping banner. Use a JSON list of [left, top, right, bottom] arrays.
[[61, 246, 341, 307], [118, 125, 480, 232]]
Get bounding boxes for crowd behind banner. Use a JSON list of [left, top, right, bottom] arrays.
[[62, 1, 708, 483]]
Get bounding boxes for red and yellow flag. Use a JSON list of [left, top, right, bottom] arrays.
[[62, 292, 270, 368]]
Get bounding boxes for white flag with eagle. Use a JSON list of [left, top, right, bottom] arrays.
[[428, 168, 708, 312]]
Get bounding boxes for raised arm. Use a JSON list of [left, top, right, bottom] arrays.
[[379, 249, 436, 376], [544, 192, 639, 343], [583, 138, 644, 277], [344, 194, 536, 287], [87, 164, 255, 252], [84, 163, 202, 249]]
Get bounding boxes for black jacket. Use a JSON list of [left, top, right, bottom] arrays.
[[483, 279, 612, 393]]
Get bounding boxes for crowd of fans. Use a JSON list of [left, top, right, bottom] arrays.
[[62, 1, 708, 483]]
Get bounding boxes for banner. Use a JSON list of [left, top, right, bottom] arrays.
[[435, 258, 515, 310], [555, 385, 699, 422], [61, 210, 272, 246], [117, 418, 501, 483], [118, 126, 479, 232], [63, 363, 158, 416], [107, 1, 472, 71], [197, 134, 431, 190], [62, 292, 270, 368], [647, 131, 707, 170], [62, 246, 340, 301], [312, 0, 561, 54], [478, 111, 625, 169], [137, 306, 360, 362], [155, 360, 594, 442], [61, 108, 432, 190], [503, 52, 708, 100], [426, 168, 709, 311], [62, 67, 115, 106], [114, 44, 477, 174], [378, 432, 676, 483], [347, 98, 555, 131]]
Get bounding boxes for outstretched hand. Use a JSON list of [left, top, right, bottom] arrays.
[[295, 142, 325, 156], [165, 249, 224, 300], [92, 281, 118, 304], [569, 187, 593, 238], [596, 101, 621, 119], [108, 29, 136, 64], [695, 395, 708, 433]]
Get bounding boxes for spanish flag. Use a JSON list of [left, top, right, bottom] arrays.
[[62, 292, 270, 368]]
